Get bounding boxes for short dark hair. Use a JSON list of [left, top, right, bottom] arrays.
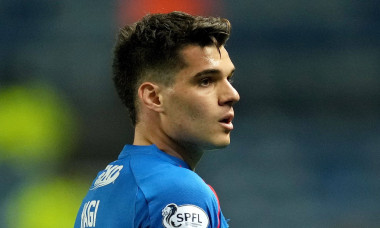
[[112, 11, 231, 125]]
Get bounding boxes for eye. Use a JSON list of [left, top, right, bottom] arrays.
[[199, 77, 212, 87], [227, 76, 234, 84]]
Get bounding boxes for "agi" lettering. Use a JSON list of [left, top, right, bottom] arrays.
[[81, 200, 100, 228]]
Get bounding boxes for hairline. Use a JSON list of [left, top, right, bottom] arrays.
[[138, 41, 224, 88]]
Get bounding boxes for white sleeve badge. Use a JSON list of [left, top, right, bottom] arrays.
[[90, 165, 123, 190], [162, 203, 209, 228]]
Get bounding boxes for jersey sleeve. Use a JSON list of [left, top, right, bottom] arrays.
[[134, 186, 150, 228], [133, 164, 225, 227]]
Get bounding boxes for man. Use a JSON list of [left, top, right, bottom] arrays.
[[74, 11, 239, 228]]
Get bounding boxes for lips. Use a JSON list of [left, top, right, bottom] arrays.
[[219, 113, 234, 130]]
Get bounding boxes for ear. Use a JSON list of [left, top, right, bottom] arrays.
[[137, 82, 164, 112]]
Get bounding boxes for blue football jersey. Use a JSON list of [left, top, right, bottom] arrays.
[[74, 144, 229, 228]]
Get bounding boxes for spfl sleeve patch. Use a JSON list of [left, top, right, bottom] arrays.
[[162, 203, 209, 228]]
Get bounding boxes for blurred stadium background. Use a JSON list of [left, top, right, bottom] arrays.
[[0, 0, 379, 227]]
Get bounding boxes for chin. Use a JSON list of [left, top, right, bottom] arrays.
[[203, 138, 231, 150]]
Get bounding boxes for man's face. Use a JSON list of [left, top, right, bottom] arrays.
[[160, 45, 240, 150]]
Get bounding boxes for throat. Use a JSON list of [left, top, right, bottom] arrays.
[[133, 120, 204, 170], [157, 141, 204, 171]]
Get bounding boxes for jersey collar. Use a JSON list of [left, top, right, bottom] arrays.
[[118, 144, 191, 170]]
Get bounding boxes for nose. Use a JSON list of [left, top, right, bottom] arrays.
[[218, 80, 240, 106]]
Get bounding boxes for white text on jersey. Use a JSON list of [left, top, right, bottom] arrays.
[[91, 165, 123, 190], [81, 200, 100, 228]]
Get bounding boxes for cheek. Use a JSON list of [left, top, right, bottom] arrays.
[[167, 96, 209, 126], [183, 97, 211, 121], [187, 103, 205, 121]]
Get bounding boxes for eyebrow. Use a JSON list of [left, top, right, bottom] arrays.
[[193, 68, 235, 78]]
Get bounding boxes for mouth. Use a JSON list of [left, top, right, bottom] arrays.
[[219, 114, 234, 130]]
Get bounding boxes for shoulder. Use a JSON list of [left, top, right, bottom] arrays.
[[123, 152, 222, 227], [142, 167, 219, 228], [129, 153, 210, 197], [157, 166, 211, 199]]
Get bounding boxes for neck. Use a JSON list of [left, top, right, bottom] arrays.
[[133, 121, 203, 170]]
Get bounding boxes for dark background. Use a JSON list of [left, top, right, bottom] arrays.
[[1, 0, 379, 227]]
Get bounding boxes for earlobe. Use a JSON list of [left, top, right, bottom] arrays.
[[138, 82, 164, 112]]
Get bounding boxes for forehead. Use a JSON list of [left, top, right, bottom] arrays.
[[175, 45, 234, 80]]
